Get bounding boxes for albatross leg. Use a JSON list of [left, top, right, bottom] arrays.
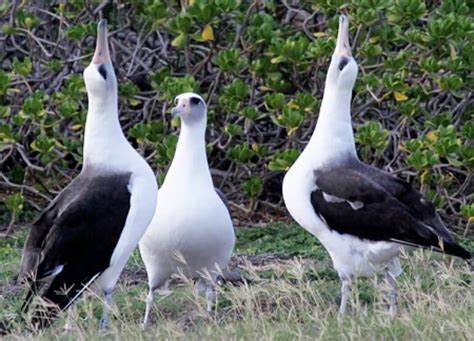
[[99, 290, 113, 330], [385, 269, 397, 317], [338, 278, 351, 319], [63, 305, 75, 333], [142, 289, 155, 329], [196, 278, 216, 314], [142, 281, 169, 329], [205, 284, 216, 313]]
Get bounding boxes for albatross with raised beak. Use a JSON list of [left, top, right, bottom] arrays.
[[282, 15, 472, 317], [19, 20, 158, 329]]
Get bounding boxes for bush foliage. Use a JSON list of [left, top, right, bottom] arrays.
[[0, 0, 472, 233]]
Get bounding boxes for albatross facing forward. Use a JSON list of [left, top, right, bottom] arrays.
[[19, 20, 158, 329], [139, 93, 235, 328], [282, 15, 472, 317]]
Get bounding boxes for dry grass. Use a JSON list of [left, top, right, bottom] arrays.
[[2, 249, 473, 340]]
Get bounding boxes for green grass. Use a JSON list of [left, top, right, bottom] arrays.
[[0, 223, 473, 340]]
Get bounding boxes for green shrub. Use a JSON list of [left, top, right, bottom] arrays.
[[0, 1, 472, 233]]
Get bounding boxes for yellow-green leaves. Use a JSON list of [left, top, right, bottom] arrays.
[[201, 24, 214, 41], [461, 204, 474, 224], [268, 149, 301, 171], [387, 0, 426, 24], [356, 121, 389, 150], [213, 49, 248, 75], [171, 33, 188, 48], [21, 91, 45, 118], [394, 91, 409, 102], [119, 81, 141, 107], [15, 8, 40, 29], [227, 143, 255, 164], [1, 1, 473, 227], [12, 57, 32, 76], [0, 124, 16, 143], [243, 175, 262, 199], [0, 71, 11, 96], [154, 74, 198, 102]]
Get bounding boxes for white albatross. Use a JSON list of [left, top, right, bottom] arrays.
[[19, 20, 158, 330], [139, 92, 235, 328], [282, 15, 472, 317]]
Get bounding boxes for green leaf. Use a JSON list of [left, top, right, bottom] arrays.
[[227, 143, 254, 164], [0, 70, 11, 96], [5, 193, 24, 214], [12, 57, 32, 76], [356, 121, 389, 150], [243, 175, 262, 198], [268, 149, 301, 171], [171, 33, 188, 48]]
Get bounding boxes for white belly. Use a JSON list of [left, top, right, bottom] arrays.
[[319, 230, 402, 278], [283, 164, 402, 279], [98, 169, 158, 291], [140, 185, 235, 285]]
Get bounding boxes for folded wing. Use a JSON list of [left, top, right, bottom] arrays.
[[20, 173, 132, 326], [311, 166, 470, 260]]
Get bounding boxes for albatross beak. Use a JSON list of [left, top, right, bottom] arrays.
[[335, 15, 351, 57], [92, 20, 110, 64], [171, 107, 182, 118]]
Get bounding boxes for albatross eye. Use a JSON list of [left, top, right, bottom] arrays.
[[338, 57, 349, 71], [98, 64, 107, 80], [190, 97, 202, 106]]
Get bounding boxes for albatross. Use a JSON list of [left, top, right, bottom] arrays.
[[19, 20, 158, 329], [139, 92, 235, 328], [282, 15, 472, 317]]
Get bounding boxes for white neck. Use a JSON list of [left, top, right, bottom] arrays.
[[83, 93, 129, 169], [165, 118, 213, 187], [304, 83, 358, 167]]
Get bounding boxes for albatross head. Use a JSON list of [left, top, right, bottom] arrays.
[[326, 15, 357, 91], [171, 93, 207, 124], [83, 20, 117, 104]]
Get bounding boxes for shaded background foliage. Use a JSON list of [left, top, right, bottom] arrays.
[[0, 0, 472, 234]]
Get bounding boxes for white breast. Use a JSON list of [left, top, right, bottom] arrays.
[[140, 181, 235, 282], [97, 150, 158, 291], [283, 162, 321, 236]]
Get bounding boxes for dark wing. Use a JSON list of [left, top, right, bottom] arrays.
[[19, 178, 84, 282], [311, 166, 471, 260], [21, 173, 132, 327], [358, 164, 455, 242]]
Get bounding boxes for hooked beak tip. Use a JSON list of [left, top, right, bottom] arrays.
[[339, 15, 347, 25], [98, 19, 107, 32], [171, 107, 180, 118]]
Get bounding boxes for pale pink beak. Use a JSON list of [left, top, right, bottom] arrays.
[[335, 15, 351, 57], [92, 20, 110, 64]]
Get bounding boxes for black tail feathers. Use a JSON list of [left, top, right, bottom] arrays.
[[446, 244, 473, 271], [21, 280, 77, 331], [27, 283, 77, 330], [442, 241, 472, 261]]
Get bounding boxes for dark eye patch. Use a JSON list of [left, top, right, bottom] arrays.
[[190, 97, 202, 106], [338, 57, 349, 71], [98, 64, 107, 80]]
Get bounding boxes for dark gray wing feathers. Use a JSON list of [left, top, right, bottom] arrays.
[[20, 171, 133, 328], [311, 164, 470, 260]]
